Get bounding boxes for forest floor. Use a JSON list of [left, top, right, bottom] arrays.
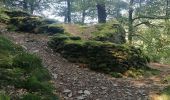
[[1, 23, 170, 100]]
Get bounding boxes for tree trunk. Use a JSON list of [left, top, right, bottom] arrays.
[[82, 9, 86, 24], [96, 3, 107, 23], [23, 0, 28, 11], [30, 4, 34, 14], [128, 0, 134, 44], [67, 0, 71, 23], [165, 0, 169, 20]]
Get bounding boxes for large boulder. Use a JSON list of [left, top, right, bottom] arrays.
[[4, 10, 31, 17], [48, 34, 149, 73], [91, 22, 126, 44], [9, 17, 43, 32], [34, 24, 64, 34]]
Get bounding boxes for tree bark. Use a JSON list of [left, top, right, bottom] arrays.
[[67, 0, 71, 23], [81, 9, 86, 24], [96, 3, 107, 23], [128, 0, 134, 44], [23, 0, 28, 11], [30, 3, 34, 14]]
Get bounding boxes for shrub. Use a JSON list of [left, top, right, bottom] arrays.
[[22, 93, 58, 100], [6, 25, 18, 31], [31, 68, 51, 81], [0, 36, 58, 99], [0, 93, 10, 100], [24, 76, 53, 93], [0, 8, 10, 23], [0, 36, 23, 53], [159, 86, 170, 100], [12, 53, 42, 70], [22, 93, 41, 100]]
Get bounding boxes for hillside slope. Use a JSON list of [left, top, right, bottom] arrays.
[[1, 24, 170, 100]]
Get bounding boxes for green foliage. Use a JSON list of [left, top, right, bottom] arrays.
[[110, 72, 122, 78], [135, 21, 170, 64], [12, 53, 42, 70], [160, 86, 170, 100], [0, 7, 10, 23], [0, 36, 57, 99], [0, 94, 10, 100], [162, 76, 170, 84], [0, 36, 23, 53], [25, 76, 53, 93], [7, 25, 18, 31], [22, 94, 41, 100]]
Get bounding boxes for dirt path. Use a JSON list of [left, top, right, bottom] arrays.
[[2, 30, 170, 100]]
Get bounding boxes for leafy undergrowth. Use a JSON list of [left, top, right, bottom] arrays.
[[158, 86, 170, 100], [0, 36, 58, 100], [121, 68, 159, 78], [158, 75, 170, 99]]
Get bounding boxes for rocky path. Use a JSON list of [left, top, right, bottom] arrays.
[[2, 30, 170, 100]]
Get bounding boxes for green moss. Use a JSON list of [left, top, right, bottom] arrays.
[[47, 24, 64, 34], [4, 10, 30, 17], [0, 8, 10, 23], [35, 24, 64, 34], [48, 34, 149, 74], [91, 21, 126, 44], [10, 17, 43, 32]]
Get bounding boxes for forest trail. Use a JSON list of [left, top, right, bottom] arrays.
[[1, 25, 170, 100]]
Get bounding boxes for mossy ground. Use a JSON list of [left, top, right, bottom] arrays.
[[0, 36, 58, 100]]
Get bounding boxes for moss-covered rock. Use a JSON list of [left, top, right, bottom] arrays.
[[4, 10, 31, 17], [48, 34, 149, 73], [0, 8, 10, 23], [9, 17, 43, 32], [91, 21, 126, 44], [35, 24, 64, 34]]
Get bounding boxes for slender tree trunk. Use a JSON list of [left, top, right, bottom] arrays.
[[96, 3, 107, 23], [64, 15, 67, 23], [23, 0, 28, 11], [165, 0, 169, 20], [128, 0, 134, 44], [67, 0, 71, 23], [30, 4, 34, 14], [82, 9, 86, 24]]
